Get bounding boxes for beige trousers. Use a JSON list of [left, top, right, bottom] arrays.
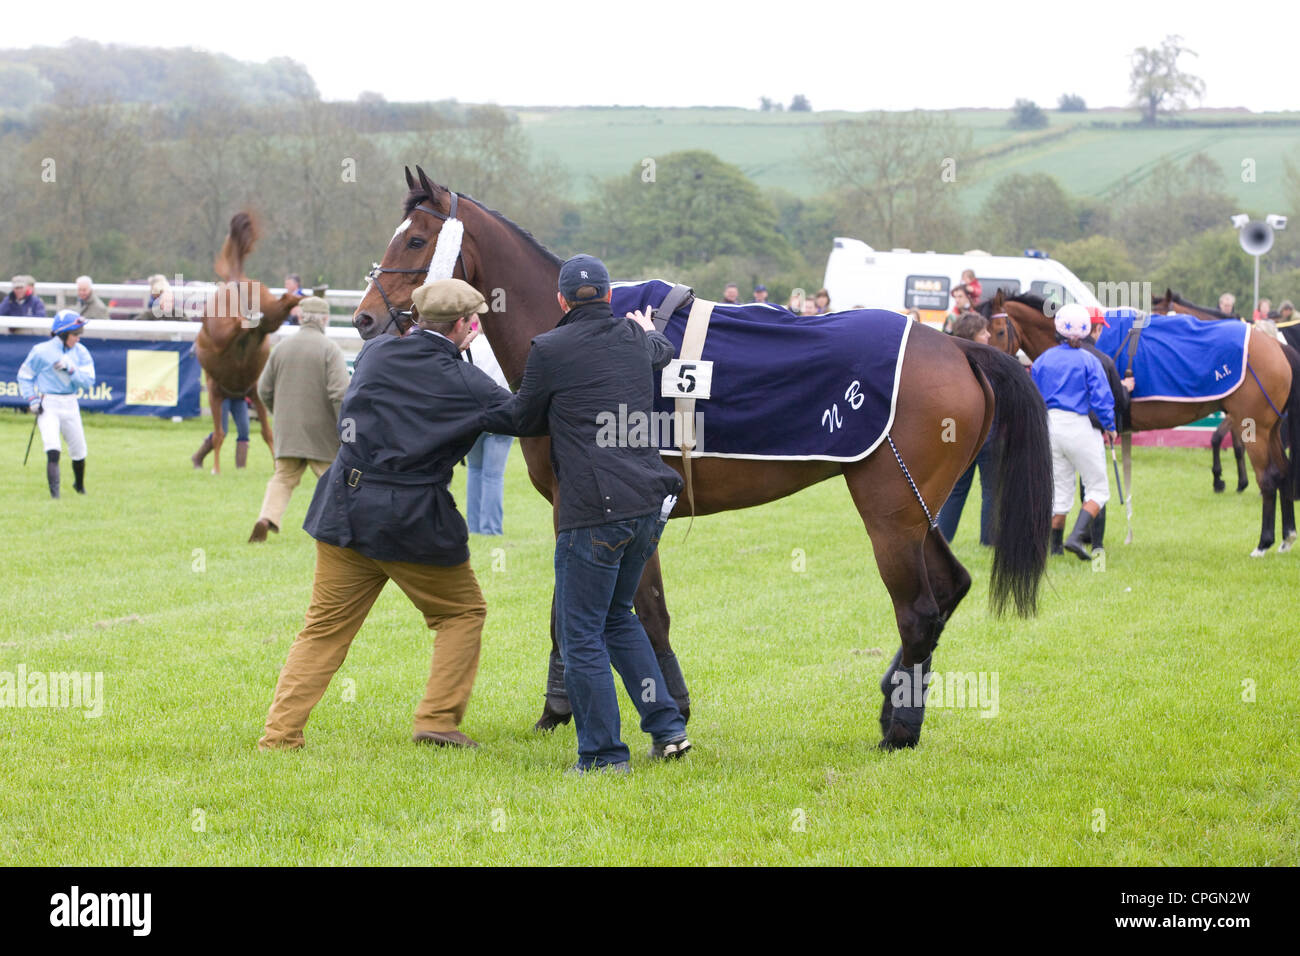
[[259, 540, 487, 750], [259, 457, 332, 529]]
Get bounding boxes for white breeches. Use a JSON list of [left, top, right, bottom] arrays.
[[37, 393, 87, 460], [1048, 408, 1108, 513]]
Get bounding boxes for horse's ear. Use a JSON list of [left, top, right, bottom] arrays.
[[415, 165, 438, 202], [993, 288, 1005, 310], [1165, 287, 1173, 304], [404, 166, 416, 191]]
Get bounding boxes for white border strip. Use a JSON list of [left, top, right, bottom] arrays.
[[659, 317, 914, 462]]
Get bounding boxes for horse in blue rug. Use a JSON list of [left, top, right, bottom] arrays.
[[984, 290, 1300, 557]]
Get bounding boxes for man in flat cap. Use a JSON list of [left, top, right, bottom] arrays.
[[2, 275, 47, 317], [259, 278, 521, 751], [249, 296, 350, 543]]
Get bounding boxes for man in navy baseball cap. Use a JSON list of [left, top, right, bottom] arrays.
[[557, 254, 611, 302], [482, 251, 691, 773]]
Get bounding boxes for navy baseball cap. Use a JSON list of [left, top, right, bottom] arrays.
[[558, 254, 610, 302], [754, 284, 767, 292]]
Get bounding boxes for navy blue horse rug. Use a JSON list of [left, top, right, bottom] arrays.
[[610, 280, 912, 461], [1096, 310, 1250, 402]]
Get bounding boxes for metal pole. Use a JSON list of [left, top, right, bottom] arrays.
[[1254, 254, 1261, 320]]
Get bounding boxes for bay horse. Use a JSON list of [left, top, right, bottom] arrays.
[[1150, 289, 1248, 494], [191, 212, 297, 474], [351, 166, 1053, 751], [980, 289, 1300, 556]]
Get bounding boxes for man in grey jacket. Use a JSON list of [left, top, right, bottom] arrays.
[[249, 296, 350, 542]]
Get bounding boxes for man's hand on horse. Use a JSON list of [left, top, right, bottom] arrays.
[[626, 309, 655, 332]]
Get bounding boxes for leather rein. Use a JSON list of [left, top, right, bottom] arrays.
[[364, 193, 467, 337]]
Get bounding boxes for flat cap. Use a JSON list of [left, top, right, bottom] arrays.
[[412, 278, 488, 321], [13, 274, 34, 288], [298, 295, 329, 315]]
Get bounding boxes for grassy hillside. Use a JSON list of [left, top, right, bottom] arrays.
[[517, 107, 1300, 223]]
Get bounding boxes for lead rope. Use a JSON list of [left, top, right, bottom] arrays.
[[887, 434, 938, 529]]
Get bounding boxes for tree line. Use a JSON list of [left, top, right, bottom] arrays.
[[2, 96, 1296, 312]]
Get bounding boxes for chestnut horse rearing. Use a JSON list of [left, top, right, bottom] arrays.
[[981, 290, 1300, 556], [191, 212, 299, 474], [353, 166, 1053, 751]]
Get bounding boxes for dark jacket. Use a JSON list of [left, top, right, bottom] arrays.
[[1081, 339, 1130, 432], [0, 292, 47, 317], [302, 329, 515, 565], [481, 300, 684, 532]]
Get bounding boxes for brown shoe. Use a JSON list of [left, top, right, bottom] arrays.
[[413, 730, 479, 748]]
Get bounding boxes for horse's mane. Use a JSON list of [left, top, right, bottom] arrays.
[[976, 291, 1048, 317], [1160, 289, 1233, 318], [402, 187, 563, 268]]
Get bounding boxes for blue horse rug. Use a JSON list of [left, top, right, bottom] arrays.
[[609, 280, 911, 460], [1096, 310, 1250, 402]]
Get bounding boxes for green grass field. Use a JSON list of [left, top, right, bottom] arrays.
[[1, 412, 1296, 865], [517, 107, 1300, 216]]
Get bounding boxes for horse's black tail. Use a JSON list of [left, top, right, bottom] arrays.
[[1281, 343, 1300, 499], [954, 340, 1052, 617]]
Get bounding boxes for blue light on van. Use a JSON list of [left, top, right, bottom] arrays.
[[1024, 249, 1048, 259]]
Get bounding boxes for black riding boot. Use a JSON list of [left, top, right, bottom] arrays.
[[1090, 505, 1106, 552], [1063, 509, 1095, 561], [46, 449, 60, 499], [72, 457, 86, 494], [1050, 526, 1064, 555]]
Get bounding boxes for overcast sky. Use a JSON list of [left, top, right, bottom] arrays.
[[7, 0, 1297, 112]]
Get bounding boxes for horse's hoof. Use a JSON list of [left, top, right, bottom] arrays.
[[533, 705, 572, 733], [877, 731, 919, 752], [1237, 482, 1249, 494], [1213, 480, 1225, 494], [1286, 529, 1298, 544], [1250, 547, 1267, 558], [1280, 539, 1293, 554]]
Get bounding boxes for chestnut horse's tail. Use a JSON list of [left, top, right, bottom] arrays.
[[214, 211, 259, 282], [955, 340, 1052, 618], [1281, 343, 1300, 499]]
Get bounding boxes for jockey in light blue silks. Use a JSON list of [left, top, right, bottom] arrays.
[[18, 309, 96, 498]]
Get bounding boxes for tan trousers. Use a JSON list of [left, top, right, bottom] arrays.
[[259, 457, 332, 529], [259, 540, 487, 750]]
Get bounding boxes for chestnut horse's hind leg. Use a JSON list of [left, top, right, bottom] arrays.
[[207, 380, 225, 475]]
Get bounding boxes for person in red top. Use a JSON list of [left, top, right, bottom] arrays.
[[961, 269, 982, 305]]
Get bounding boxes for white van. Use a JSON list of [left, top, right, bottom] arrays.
[[822, 237, 1101, 325]]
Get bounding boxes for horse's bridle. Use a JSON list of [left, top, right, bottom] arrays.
[[991, 311, 1021, 357], [364, 192, 468, 336]]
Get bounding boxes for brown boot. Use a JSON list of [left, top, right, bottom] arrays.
[[191, 434, 214, 469], [235, 440, 249, 469]]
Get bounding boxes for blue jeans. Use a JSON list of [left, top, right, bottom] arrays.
[[218, 397, 250, 442], [554, 511, 686, 768], [937, 429, 997, 546], [466, 432, 513, 535]]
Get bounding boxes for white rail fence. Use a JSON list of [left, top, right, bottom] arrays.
[[1, 281, 367, 354]]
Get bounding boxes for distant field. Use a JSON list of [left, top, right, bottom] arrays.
[[515, 107, 1300, 218]]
